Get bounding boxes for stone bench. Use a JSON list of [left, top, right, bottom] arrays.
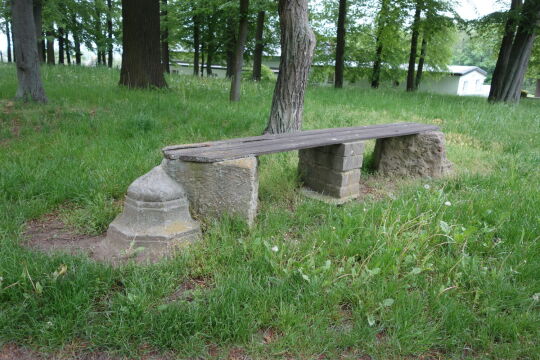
[[103, 122, 452, 260]]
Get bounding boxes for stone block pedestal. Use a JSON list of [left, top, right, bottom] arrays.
[[299, 141, 365, 203], [373, 131, 452, 177], [163, 156, 259, 226]]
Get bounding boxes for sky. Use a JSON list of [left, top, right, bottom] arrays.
[[0, 0, 504, 61]]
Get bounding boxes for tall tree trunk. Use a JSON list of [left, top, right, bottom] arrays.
[[40, 37, 46, 63], [101, 51, 106, 64], [107, 0, 113, 68], [252, 10, 265, 81], [536, 79, 540, 97], [58, 27, 65, 64], [489, 0, 523, 101], [6, 21, 12, 62], [206, 17, 215, 76], [193, 14, 200, 76], [46, 30, 54, 64], [72, 16, 82, 65], [499, 36, 535, 102], [406, 0, 422, 92], [33, 0, 44, 62], [161, 0, 170, 73], [225, 21, 236, 78], [415, 37, 427, 89], [10, 0, 47, 102], [264, 0, 316, 134], [119, 0, 167, 88], [371, 41, 383, 88], [95, 0, 103, 66], [200, 41, 205, 76], [65, 31, 71, 65], [371, 0, 389, 88], [229, 0, 250, 101], [334, 0, 347, 88]]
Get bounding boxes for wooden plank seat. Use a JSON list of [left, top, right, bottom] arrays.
[[103, 122, 452, 261], [162, 122, 439, 162]]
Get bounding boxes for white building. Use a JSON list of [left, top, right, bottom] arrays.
[[418, 65, 489, 97]]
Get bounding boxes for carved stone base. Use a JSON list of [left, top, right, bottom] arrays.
[[373, 131, 452, 178], [100, 165, 201, 262]]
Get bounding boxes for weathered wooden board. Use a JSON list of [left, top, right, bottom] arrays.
[[163, 122, 440, 162]]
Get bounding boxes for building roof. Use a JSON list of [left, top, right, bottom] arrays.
[[446, 65, 487, 76]]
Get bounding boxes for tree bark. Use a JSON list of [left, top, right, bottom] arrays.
[[536, 79, 540, 97], [229, 0, 249, 102], [206, 16, 216, 76], [225, 21, 236, 78], [334, 0, 347, 88], [415, 37, 427, 89], [46, 30, 54, 64], [72, 16, 82, 65], [107, 0, 113, 68], [66, 32, 72, 64], [119, 0, 167, 88], [10, 0, 47, 103], [489, 0, 523, 101], [265, 0, 316, 134], [406, 0, 422, 92], [252, 10, 265, 81], [40, 38, 46, 63], [161, 0, 170, 73], [58, 27, 65, 64], [33, 0, 44, 62], [371, 41, 383, 88], [371, 0, 389, 88], [193, 14, 200, 76], [65, 31, 71, 65], [6, 20, 12, 62]]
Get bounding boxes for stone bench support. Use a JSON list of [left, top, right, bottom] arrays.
[[298, 141, 365, 202], [373, 131, 452, 177], [102, 165, 201, 262], [162, 156, 259, 226]]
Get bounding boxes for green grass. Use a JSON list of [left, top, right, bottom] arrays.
[[0, 64, 539, 359]]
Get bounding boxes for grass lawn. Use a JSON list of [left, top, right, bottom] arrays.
[[0, 64, 539, 359]]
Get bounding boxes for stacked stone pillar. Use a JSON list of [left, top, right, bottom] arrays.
[[298, 141, 365, 202]]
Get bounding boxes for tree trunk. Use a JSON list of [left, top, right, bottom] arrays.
[[33, 0, 44, 62], [536, 79, 540, 97], [415, 37, 427, 89], [119, 0, 167, 88], [252, 10, 265, 81], [489, 0, 523, 101], [46, 30, 54, 64], [200, 41, 205, 76], [229, 0, 249, 102], [161, 0, 170, 73], [371, 0, 389, 88], [40, 38, 46, 63], [264, 0, 316, 134], [334, 0, 347, 88], [65, 31, 71, 65], [6, 21, 12, 62], [225, 21, 236, 78], [58, 27, 65, 64], [107, 0, 113, 68], [371, 41, 383, 88], [10, 0, 47, 103], [206, 17, 215, 76], [406, 0, 422, 92], [72, 17, 82, 65], [499, 25, 538, 102], [193, 15, 200, 76]]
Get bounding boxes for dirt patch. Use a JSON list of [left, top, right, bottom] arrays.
[[23, 211, 106, 260], [165, 276, 212, 303]]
